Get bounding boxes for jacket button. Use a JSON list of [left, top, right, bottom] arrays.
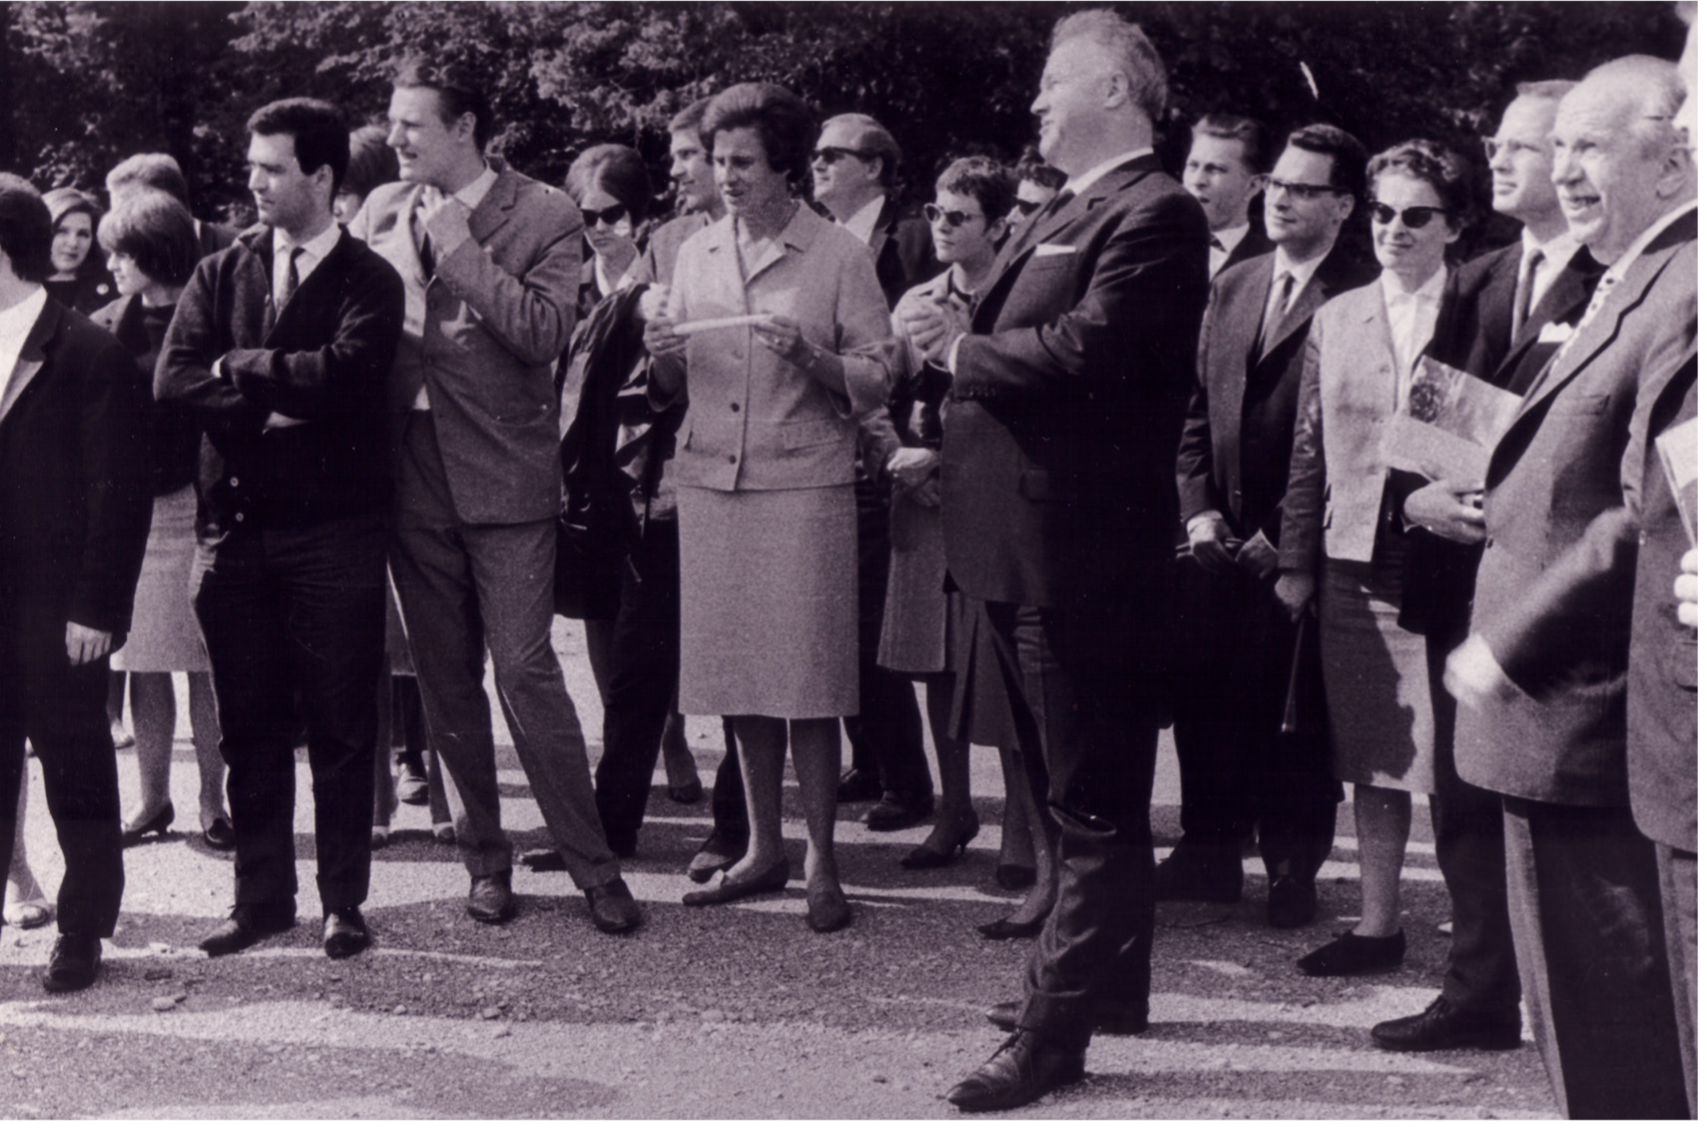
[[234, 512, 245, 523], [727, 455, 737, 464], [731, 402, 740, 412], [229, 477, 239, 487]]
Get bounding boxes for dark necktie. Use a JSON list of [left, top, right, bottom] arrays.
[[278, 246, 302, 308], [1510, 245, 1544, 345], [419, 229, 435, 278], [1260, 271, 1295, 353]]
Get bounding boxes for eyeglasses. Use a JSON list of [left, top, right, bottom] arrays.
[[1481, 136, 1548, 162], [1011, 198, 1043, 216], [1256, 175, 1343, 201], [580, 203, 627, 228], [1370, 202, 1449, 229], [811, 146, 873, 165], [923, 203, 986, 228]]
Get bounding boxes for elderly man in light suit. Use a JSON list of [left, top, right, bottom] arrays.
[[1445, 54, 1695, 1119], [348, 59, 640, 936]]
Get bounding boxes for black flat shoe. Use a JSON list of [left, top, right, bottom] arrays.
[[864, 789, 934, 832], [900, 820, 979, 869], [42, 934, 102, 993], [1297, 928, 1406, 976], [666, 778, 704, 804], [1371, 995, 1522, 1052], [946, 1030, 1086, 1112], [685, 830, 746, 884], [322, 908, 370, 960], [805, 884, 851, 933], [202, 816, 235, 851], [977, 915, 1047, 940], [994, 863, 1036, 890], [586, 877, 643, 934], [121, 803, 174, 845], [683, 858, 790, 906], [199, 901, 297, 957], [466, 871, 516, 925]]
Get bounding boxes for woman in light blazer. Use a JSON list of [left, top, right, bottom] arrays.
[[644, 83, 891, 933], [1276, 140, 1472, 977]]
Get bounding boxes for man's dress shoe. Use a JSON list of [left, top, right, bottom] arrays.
[[1153, 840, 1243, 902], [201, 816, 236, 851], [586, 877, 643, 934], [976, 915, 1046, 940], [199, 901, 296, 956], [863, 789, 934, 832], [466, 871, 516, 924], [985, 998, 1148, 1037], [946, 1030, 1087, 1112], [685, 830, 746, 884], [835, 766, 883, 803], [395, 761, 429, 806], [1266, 874, 1317, 928], [41, 934, 102, 993], [1371, 995, 1522, 1052], [323, 908, 371, 959], [1297, 929, 1405, 976]]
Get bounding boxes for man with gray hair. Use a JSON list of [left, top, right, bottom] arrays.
[[1445, 53, 1695, 1117], [909, 9, 1209, 1110]]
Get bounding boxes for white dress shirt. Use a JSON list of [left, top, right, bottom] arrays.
[[1519, 226, 1581, 312], [1062, 148, 1155, 197], [840, 194, 887, 247], [1380, 264, 1448, 385], [272, 220, 341, 305], [0, 286, 46, 409]]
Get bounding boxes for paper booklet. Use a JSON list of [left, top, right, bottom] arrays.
[[1381, 356, 1523, 485], [1656, 416, 1698, 546]]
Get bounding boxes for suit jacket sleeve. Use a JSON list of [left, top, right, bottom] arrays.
[[155, 255, 267, 440], [1277, 318, 1327, 572], [433, 193, 583, 367], [221, 252, 405, 421], [73, 337, 153, 634], [832, 239, 900, 419], [952, 191, 1204, 400], [1176, 278, 1224, 523]]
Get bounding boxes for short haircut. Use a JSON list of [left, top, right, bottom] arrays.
[[1513, 79, 1578, 103], [97, 189, 199, 288], [106, 153, 190, 208], [43, 187, 100, 236], [701, 83, 817, 186], [936, 156, 1017, 224], [1285, 123, 1370, 199], [1050, 9, 1168, 124], [0, 175, 54, 283], [343, 124, 400, 202], [247, 98, 350, 196], [393, 57, 493, 152], [566, 144, 652, 224], [1192, 113, 1269, 172], [1578, 54, 1689, 159], [820, 112, 902, 190], [1367, 139, 1475, 226], [669, 96, 715, 138], [1015, 145, 1068, 190]]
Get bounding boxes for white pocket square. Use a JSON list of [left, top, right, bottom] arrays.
[[1034, 243, 1077, 258], [1536, 321, 1574, 344]]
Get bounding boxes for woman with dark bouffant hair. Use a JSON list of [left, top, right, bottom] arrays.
[[42, 187, 115, 314], [566, 144, 652, 321], [642, 82, 893, 933]]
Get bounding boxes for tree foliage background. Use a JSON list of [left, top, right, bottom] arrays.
[[0, 1, 1685, 231]]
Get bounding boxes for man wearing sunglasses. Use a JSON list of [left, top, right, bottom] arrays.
[[810, 112, 938, 835], [1172, 124, 1374, 926]]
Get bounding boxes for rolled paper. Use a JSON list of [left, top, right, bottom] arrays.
[[672, 314, 772, 336]]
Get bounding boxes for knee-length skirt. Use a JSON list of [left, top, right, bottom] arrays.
[[676, 484, 858, 718], [112, 485, 208, 673], [877, 492, 947, 675]]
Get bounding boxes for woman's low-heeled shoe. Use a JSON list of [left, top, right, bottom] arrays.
[[1297, 929, 1406, 977], [805, 885, 851, 933], [681, 858, 791, 907], [900, 821, 979, 869], [994, 863, 1037, 890], [202, 816, 236, 851], [977, 915, 1047, 940], [121, 803, 174, 845]]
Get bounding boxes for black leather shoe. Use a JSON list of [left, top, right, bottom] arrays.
[[667, 778, 704, 804], [946, 1030, 1087, 1112], [201, 816, 236, 851], [323, 908, 370, 959], [41, 934, 102, 993], [1266, 874, 1317, 929], [1153, 838, 1243, 902], [1371, 995, 1521, 1052], [805, 884, 851, 933], [395, 760, 429, 806], [835, 766, 882, 803], [986, 998, 1148, 1037], [466, 871, 516, 925], [120, 803, 175, 846], [586, 877, 642, 934], [686, 830, 746, 884], [1297, 929, 1405, 976], [977, 915, 1046, 940], [199, 901, 296, 956], [864, 789, 934, 832]]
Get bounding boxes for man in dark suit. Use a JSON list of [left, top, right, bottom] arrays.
[[1183, 113, 1272, 279], [809, 111, 937, 830], [349, 60, 640, 935], [157, 98, 404, 961], [1170, 124, 1374, 923], [1445, 56, 1695, 1118], [908, 10, 1208, 1110], [1376, 80, 1602, 1055], [0, 176, 151, 992]]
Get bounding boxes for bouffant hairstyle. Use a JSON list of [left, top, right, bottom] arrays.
[[1367, 139, 1475, 228], [700, 83, 816, 187], [936, 156, 1017, 226], [0, 175, 53, 283], [97, 189, 200, 289], [566, 144, 652, 224]]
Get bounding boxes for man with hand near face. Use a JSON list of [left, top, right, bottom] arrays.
[[158, 98, 403, 962]]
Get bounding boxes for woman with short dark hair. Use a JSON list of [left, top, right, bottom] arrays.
[[566, 144, 652, 320], [43, 187, 115, 314]]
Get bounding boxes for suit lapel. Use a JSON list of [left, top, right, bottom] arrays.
[[867, 198, 895, 262], [466, 167, 517, 249], [0, 299, 59, 430]]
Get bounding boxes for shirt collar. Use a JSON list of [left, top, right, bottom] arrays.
[[1273, 243, 1333, 293], [0, 286, 46, 341], [274, 220, 340, 263], [1212, 222, 1251, 254], [1380, 262, 1448, 308], [448, 165, 499, 213], [840, 194, 887, 246], [1598, 199, 1697, 285], [1063, 148, 1153, 197], [1521, 225, 1579, 267]]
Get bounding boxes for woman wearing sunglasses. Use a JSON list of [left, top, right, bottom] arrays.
[[1275, 139, 1472, 977], [566, 145, 651, 323]]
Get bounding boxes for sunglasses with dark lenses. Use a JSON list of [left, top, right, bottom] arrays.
[[1011, 198, 1043, 216], [1370, 202, 1448, 229], [923, 203, 986, 228], [581, 203, 628, 228], [1255, 175, 1342, 201], [811, 146, 873, 165]]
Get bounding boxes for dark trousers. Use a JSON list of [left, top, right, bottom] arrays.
[[594, 518, 682, 853], [1426, 637, 1521, 1016], [1656, 844, 1697, 1117], [843, 475, 929, 796], [1169, 560, 1339, 877], [0, 606, 123, 937], [1503, 796, 1690, 1119], [972, 597, 1158, 1043], [191, 515, 387, 912]]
